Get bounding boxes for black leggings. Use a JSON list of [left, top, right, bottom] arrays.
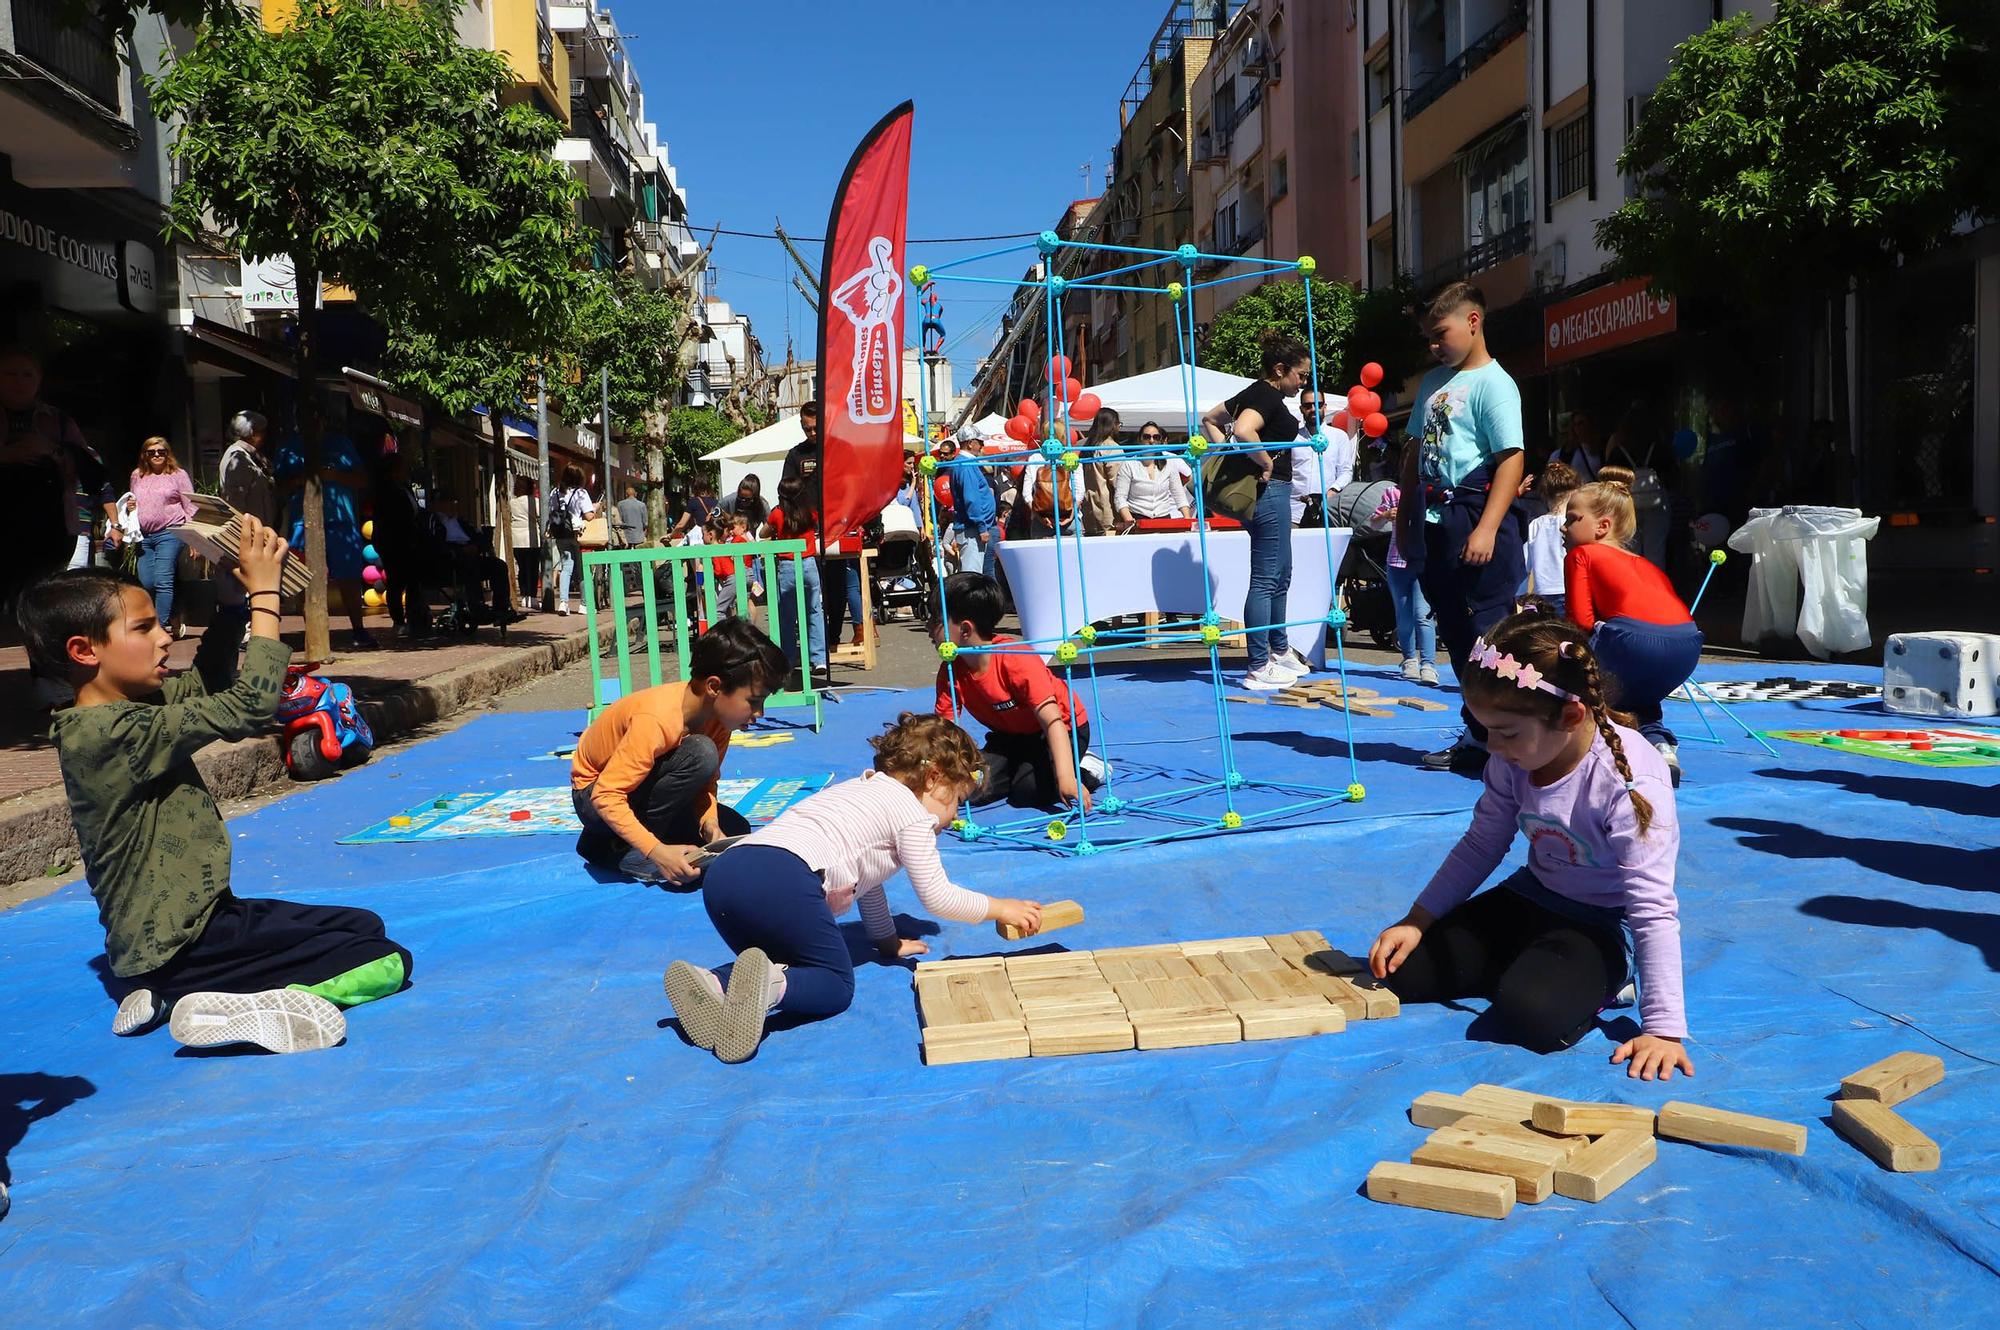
[[969, 722, 1090, 811], [1383, 874, 1627, 1054]]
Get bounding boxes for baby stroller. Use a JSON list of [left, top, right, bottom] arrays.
[[1322, 480, 1399, 650], [870, 529, 932, 625]]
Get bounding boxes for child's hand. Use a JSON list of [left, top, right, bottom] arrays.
[[648, 843, 702, 886], [233, 514, 289, 597], [1369, 921, 1425, 979], [1611, 1034, 1694, 1081], [990, 898, 1042, 936], [697, 815, 723, 845], [1058, 777, 1094, 813]]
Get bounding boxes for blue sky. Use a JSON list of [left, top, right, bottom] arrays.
[[626, 0, 1176, 378]]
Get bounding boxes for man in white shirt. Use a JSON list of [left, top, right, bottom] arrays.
[[434, 493, 516, 624], [1289, 390, 1357, 526]]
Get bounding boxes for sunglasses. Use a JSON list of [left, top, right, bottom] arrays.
[[144, 449, 168, 457], [1138, 431, 1164, 440]]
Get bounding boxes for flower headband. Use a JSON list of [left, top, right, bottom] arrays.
[[1469, 636, 1578, 700]]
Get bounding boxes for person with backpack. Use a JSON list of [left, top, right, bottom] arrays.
[[547, 464, 598, 616]]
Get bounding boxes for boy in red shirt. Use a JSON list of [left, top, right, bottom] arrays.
[[932, 572, 1103, 811]]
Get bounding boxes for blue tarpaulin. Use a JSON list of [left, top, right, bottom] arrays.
[[2, 662, 1996, 1326]]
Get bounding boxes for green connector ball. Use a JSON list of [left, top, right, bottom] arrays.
[[1296, 255, 1317, 275], [1709, 549, 1727, 566], [1167, 281, 1185, 302], [1186, 437, 1209, 457], [1057, 642, 1079, 664], [937, 641, 958, 662], [917, 455, 937, 476], [1221, 811, 1243, 830], [1346, 782, 1367, 802], [1060, 450, 1080, 472], [908, 264, 929, 286], [1078, 625, 1098, 642], [1046, 819, 1068, 842], [1200, 623, 1221, 645]]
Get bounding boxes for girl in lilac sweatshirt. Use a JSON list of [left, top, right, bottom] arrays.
[[1369, 606, 1692, 1080]]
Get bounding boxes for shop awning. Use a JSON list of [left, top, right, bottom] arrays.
[[185, 317, 298, 378]]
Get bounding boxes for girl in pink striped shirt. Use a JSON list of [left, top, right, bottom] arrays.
[[665, 714, 1045, 1063]]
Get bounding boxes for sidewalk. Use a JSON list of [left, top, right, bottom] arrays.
[[0, 606, 601, 883]]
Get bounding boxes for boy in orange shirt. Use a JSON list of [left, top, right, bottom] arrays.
[[571, 617, 789, 883]]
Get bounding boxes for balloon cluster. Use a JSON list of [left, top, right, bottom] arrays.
[[359, 519, 385, 611], [1002, 355, 1099, 446], [1330, 361, 1390, 440]]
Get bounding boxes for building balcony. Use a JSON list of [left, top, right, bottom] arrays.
[[1415, 221, 1533, 295], [1227, 216, 1267, 256], [7, 0, 121, 112], [558, 94, 635, 202], [1404, 2, 1528, 122]]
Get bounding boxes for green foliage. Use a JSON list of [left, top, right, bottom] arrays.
[[1598, 0, 1972, 300], [60, 0, 245, 40], [547, 273, 687, 450], [665, 406, 743, 483], [1201, 276, 1427, 395]]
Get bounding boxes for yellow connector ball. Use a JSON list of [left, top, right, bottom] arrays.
[[917, 455, 937, 476], [1186, 437, 1209, 457], [1046, 819, 1068, 842], [1060, 450, 1079, 471], [1057, 641, 1078, 664], [1297, 255, 1317, 275], [1709, 549, 1728, 566], [908, 264, 929, 286], [1200, 623, 1221, 645], [937, 641, 958, 662], [1221, 811, 1243, 830], [1078, 625, 1097, 642], [1347, 782, 1367, 802], [1167, 281, 1185, 302], [951, 818, 970, 834]]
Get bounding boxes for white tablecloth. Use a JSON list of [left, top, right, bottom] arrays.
[[994, 527, 1351, 664]]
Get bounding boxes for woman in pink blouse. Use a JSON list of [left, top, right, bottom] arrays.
[[130, 436, 197, 632]]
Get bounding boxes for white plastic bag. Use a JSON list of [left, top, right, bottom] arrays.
[[1728, 506, 1879, 658]]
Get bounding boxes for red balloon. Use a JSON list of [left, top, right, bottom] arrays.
[[1362, 412, 1389, 438], [1347, 388, 1379, 418], [1074, 392, 1103, 419], [1048, 354, 1071, 382], [1330, 411, 1353, 434], [1062, 376, 1083, 404], [1359, 361, 1384, 389], [1005, 415, 1034, 442], [1018, 397, 1042, 420]]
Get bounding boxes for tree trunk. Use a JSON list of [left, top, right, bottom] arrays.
[[295, 262, 331, 662], [490, 413, 516, 604]]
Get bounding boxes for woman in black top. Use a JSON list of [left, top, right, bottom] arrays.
[[1201, 331, 1310, 688]]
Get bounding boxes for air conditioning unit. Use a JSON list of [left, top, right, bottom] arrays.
[[1242, 37, 1265, 75]]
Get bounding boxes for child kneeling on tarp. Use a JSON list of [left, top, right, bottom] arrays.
[[22, 518, 409, 1054], [1369, 606, 1692, 1080], [663, 713, 1045, 1063], [570, 616, 788, 884]]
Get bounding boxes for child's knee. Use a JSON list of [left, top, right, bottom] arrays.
[[1491, 975, 1592, 1054], [670, 734, 721, 776]]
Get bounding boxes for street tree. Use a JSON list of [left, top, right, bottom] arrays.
[[148, 0, 584, 658], [1202, 275, 1427, 404], [547, 272, 686, 510]]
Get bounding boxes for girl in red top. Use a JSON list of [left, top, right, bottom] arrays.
[[1563, 468, 1701, 784], [760, 476, 826, 684]]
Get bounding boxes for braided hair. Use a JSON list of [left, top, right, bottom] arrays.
[[1460, 606, 1657, 836]]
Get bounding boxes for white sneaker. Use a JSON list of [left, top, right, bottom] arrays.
[[1078, 752, 1108, 789], [167, 989, 347, 1054], [557, 603, 572, 616], [1420, 661, 1440, 687], [1400, 657, 1423, 682], [1271, 647, 1313, 679], [112, 987, 158, 1036], [1241, 664, 1290, 692]]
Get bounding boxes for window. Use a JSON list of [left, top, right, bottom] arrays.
[[1548, 110, 1590, 205], [1350, 128, 1362, 178], [1271, 154, 1289, 203], [1465, 123, 1530, 250], [1367, 57, 1392, 115]]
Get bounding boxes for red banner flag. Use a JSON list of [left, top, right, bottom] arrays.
[[816, 101, 913, 545]]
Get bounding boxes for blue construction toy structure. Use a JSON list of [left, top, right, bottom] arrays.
[[913, 230, 1365, 855]]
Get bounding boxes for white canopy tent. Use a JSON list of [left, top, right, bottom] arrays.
[[1054, 365, 1330, 433], [701, 415, 925, 502]]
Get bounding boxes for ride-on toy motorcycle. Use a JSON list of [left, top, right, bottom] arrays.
[[277, 661, 375, 780]]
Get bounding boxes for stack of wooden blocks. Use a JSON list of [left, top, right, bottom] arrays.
[[1233, 680, 1451, 717], [1367, 1084, 1812, 1220], [1831, 1051, 1944, 1172], [915, 931, 1398, 1066]]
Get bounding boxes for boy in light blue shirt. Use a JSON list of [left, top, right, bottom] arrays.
[[1398, 281, 1529, 773]]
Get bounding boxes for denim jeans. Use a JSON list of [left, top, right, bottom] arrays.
[[776, 554, 826, 669], [554, 537, 581, 604], [951, 523, 989, 577], [1242, 481, 1293, 670], [1385, 562, 1437, 664], [137, 530, 184, 624]]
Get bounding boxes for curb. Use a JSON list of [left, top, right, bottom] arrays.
[[0, 625, 601, 885]]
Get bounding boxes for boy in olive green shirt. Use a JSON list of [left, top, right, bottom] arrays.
[[23, 516, 409, 1054]]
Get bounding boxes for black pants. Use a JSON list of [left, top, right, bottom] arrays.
[[378, 541, 428, 632], [1418, 498, 1527, 744], [1381, 872, 1626, 1054], [572, 736, 749, 865], [452, 545, 509, 615], [125, 893, 411, 1008], [513, 548, 542, 605], [969, 722, 1091, 811]]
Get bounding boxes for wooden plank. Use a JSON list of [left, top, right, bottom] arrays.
[[1092, 943, 1186, 959], [1269, 696, 1320, 709], [1200, 972, 1256, 1006], [1838, 1052, 1945, 1107], [1186, 952, 1231, 979], [1263, 933, 1310, 963], [997, 898, 1086, 940], [914, 956, 1008, 975], [975, 969, 1023, 1024], [922, 1022, 1030, 1066], [1221, 947, 1289, 975], [1130, 1009, 1243, 1050], [1018, 993, 1125, 1020], [1002, 955, 1100, 980], [1154, 954, 1198, 981], [1427, 1123, 1572, 1169], [914, 973, 958, 1027], [1409, 1091, 1498, 1131], [1178, 936, 1273, 955], [1531, 1100, 1657, 1137], [1126, 957, 1171, 981], [1094, 957, 1141, 984], [1332, 972, 1400, 1019], [1831, 1100, 1939, 1173], [1238, 970, 1293, 1004], [1657, 1101, 1808, 1156], [945, 973, 996, 1026], [1238, 1002, 1346, 1040], [1462, 1084, 1556, 1123], [1436, 1115, 1588, 1163], [1226, 694, 1269, 705], [1310, 974, 1370, 1020], [1411, 1138, 1556, 1204], [1554, 1129, 1658, 1201], [1395, 696, 1451, 712], [1111, 980, 1173, 1012], [1027, 1016, 1135, 1057], [1007, 975, 1112, 1002], [1365, 1161, 1514, 1220]]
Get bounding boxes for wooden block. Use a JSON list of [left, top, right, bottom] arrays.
[[1554, 1129, 1658, 1201], [1531, 1100, 1657, 1137], [914, 973, 958, 1027], [1226, 694, 1269, 704], [1263, 933, 1310, 963], [1437, 1115, 1588, 1163], [1428, 1123, 1571, 1169], [1200, 972, 1255, 1006], [1411, 1137, 1556, 1203], [922, 1022, 1030, 1065], [1130, 1009, 1243, 1050], [1237, 970, 1292, 1004], [1462, 1084, 1554, 1123], [1832, 1099, 1939, 1173], [1345, 705, 1393, 718], [1127, 957, 1171, 981], [1154, 954, 1198, 981], [1027, 1016, 1135, 1057], [914, 956, 1008, 975], [1238, 1002, 1346, 1040], [1178, 936, 1272, 955], [945, 973, 1000, 1026], [1394, 696, 1451, 712], [1093, 957, 1141, 984], [1185, 952, 1231, 979], [1002, 950, 1100, 976], [1657, 1101, 1808, 1156], [975, 969, 1023, 1024], [1092, 943, 1186, 959], [1220, 947, 1288, 975], [1838, 1052, 1945, 1107], [997, 898, 1085, 941], [1269, 696, 1320, 709], [1339, 973, 1400, 1019], [1006, 975, 1110, 1002], [1018, 993, 1126, 1020], [1111, 980, 1171, 1012], [1409, 1091, 1497, 1131], [1310, 974, 1371, 1020], [1366, 1161, 1514, 1220]]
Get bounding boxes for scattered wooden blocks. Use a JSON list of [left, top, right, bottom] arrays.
[[1269, 696, 1320, 709], [1657, 1101, 1807, 1156], [1366, 1161, 1515, 1220], [1409, 1091, 1500, 1131], [1395, 696, 1450, 712], [1409, 1130, 1556, 1203], [1461, 1084, 1552, 1124], [997, 898, 1085, 940], [1831, 1099, 1939, 1173], [1554, 1129, 1657, 1201], [1531, 1100, 1658, 1137], [1441, 1115, 1588, 1162], [1838, 1051, 1945, 1107]]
